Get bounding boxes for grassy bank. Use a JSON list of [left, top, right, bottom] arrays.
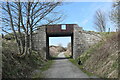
[[69, 59, 97, 77], [2, 40, 46, 78], [32, 60, 53, 78], [2, 38, 55, 78], [40, 60, 53, 71], [68, 32, 118, 78], [64, 52, 97, 77], [79, 32, 118, 78]]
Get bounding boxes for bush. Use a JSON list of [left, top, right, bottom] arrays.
[[79, 41, 103, 64], [2, 40, 44, 78], [79, 32, 118, 78]]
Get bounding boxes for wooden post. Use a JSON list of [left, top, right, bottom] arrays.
[[108, 28, 110, 34]]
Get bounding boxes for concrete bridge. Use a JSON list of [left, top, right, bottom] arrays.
[[32, 24, 101, 59]]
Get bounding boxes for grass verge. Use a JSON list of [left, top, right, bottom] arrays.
[[79, 41, 104, 64], [40, 60, 53, 71], [32, 60, 53, 78], [64, 52, 73, 59], [64, 53, 95, 76], [69, 59, 97, 77]]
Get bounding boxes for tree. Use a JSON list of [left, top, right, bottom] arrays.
[[1, 1, 63, 57], [93, 9, 107, 32], [110, 0, 120, 30]]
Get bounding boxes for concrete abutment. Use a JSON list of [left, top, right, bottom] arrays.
[[32, 24, 101, 59]]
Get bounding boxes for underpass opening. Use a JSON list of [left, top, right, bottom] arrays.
[[46, 24, 74, 59], [48, 36, 73, 60], [32, 24, 84, 59]]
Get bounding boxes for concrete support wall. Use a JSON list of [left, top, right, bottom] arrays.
[[33, 26, 46, 59], [73, 25, 88, 59], [73, 26, 101, 59], [82, 31, 102, 48], [32, 25, 101, 60]]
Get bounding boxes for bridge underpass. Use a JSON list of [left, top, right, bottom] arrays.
[[32, 24, 101, 78], [46, 24, 74, 59], [47, 36, 73, 59], [32, 24, 101, 59]]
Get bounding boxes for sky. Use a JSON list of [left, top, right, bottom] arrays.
[[49, 2, 115, 47], [0, 1, 115, 47], [49, 37, 71, 47], [59, 2, 115, 31]]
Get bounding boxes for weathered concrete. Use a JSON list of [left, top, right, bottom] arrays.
[[82, 31, 102, 47], [73, 25, 88, 58], [33, 26, 46, 59], [32, 24, 101, 59], [73, 27, 102, 58]]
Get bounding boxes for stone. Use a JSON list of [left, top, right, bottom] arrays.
[[32, 24, 101, 59]]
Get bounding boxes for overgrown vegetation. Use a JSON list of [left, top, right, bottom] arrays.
[[68, 32, 119, 78], [1, 1, 63, 78], [2, 33, 55, 78], [79, 32, 116, 64], [78, 32, 119, 78], [2, 39, 46, 78], [32, 60, 53, 78], [79, 41, 104, 64], [2, 1, 63, 57], [69, 59, 96, 77]]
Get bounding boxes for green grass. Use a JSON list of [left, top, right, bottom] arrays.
[[32, 60, 53, 78], [32, 70, 43, 78], [64, 52, 72, 58], [40, 60, 53, 71], [97, 32, 116, 39], [71, 32, 118, 78], [49, 56, 58, 59], [69, 59, 97, 77], [112, 61, 118, 69], [79, 32, 117, 65], [79, 41, 104, 64], [2, 40, 54, 78], [65, 53, 98, 77], [64, 53, 93, 76]]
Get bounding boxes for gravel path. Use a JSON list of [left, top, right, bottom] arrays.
[[43, 52, 91, 78]]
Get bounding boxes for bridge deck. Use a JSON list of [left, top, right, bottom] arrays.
[[46, 24, 76, 36]]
